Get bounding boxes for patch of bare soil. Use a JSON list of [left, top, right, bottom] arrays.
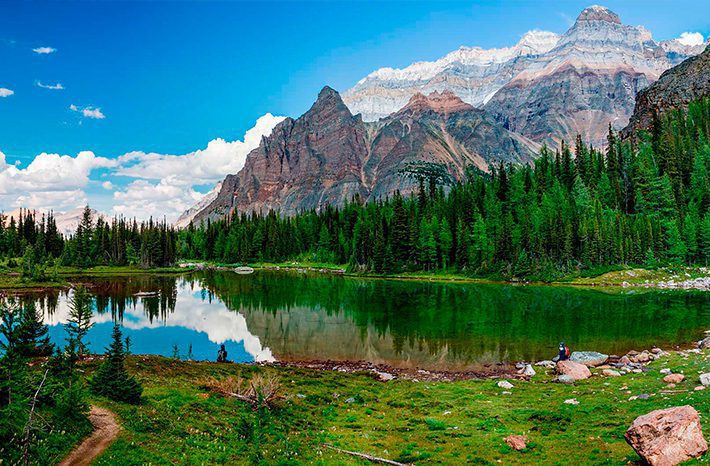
[[59, 406, 120, 466]]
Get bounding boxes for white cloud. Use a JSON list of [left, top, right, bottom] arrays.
[[70, 104, 106, 119], [116, 113, 284, 185], [0, 150, 117, 211], [677, 32, 704, 46], [112, 178, 205, 221], [32, 46, 56, 54], [83, 108, 105, 119], [111, 113, 285, 221], [36, 81, 64, 90], [0, 88, 14, 98], [1, 112, 284, 221]]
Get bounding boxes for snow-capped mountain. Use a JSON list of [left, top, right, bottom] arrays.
[[343, 30, 561, 121], [344, 5, 707, 146]]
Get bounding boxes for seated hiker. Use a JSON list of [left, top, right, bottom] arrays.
[[558, 341, 570, 361], [217, 344, 228, 363]]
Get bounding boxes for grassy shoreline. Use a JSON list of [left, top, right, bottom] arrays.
[[0, 261, 707, 291], [59, 347, 710, 465]]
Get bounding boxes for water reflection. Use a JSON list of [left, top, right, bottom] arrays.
[[14, 271, 710, 370]]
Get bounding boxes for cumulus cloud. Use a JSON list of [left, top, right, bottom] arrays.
[[3, 112, 284, 222], [70, 104, 105, 119], [36, 81, 64, 90], [112, 178, 206, 221], [0, 150, 116, 211], [111, 113, 285, 221], [32, 46, 56, 54], [0, 88, 14, 97], [117, 113, 284, 185], [677, 32, 705, 46]]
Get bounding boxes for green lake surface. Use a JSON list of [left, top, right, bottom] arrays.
[[23, 270, 710, 370]]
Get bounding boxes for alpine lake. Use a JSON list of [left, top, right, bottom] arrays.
[[19, 270, 710, 370]]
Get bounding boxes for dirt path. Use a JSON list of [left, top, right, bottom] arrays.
[[58, 406, 120, 466]]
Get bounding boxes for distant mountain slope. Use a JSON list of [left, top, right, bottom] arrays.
[[190, 87, 538, 223], [174, 181, 223, 228], [1, 207, 105, 237], [344, 5, 706, 147], [622, 44, 710, 138]]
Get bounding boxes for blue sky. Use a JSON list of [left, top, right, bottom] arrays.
[[0, 0, 708, 219]]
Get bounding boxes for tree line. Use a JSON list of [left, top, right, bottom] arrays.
[[178, 98, 709, 279], [0, 207, 178, 278]]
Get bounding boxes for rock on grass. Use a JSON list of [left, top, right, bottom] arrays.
[[625, 405, 708, 466]]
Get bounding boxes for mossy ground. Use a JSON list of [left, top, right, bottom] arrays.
[[75, 350, 710, 465]]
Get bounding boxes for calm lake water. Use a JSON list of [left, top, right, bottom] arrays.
[[19, 270, 710, 370]]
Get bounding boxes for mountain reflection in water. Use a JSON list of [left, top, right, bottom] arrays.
[[16, 270, 710, 370]]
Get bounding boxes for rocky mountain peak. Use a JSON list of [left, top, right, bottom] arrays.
[[402, 90, 474, 114], [575, 5, 621, 25], [307, 86, 354, 121]]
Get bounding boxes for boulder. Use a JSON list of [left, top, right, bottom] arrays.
[[520, 364, 536, 377], [699, 373, 710, 386], [620, 355, 632, 365], [570, 351, 609, 367], [699, 337, 710, 349], [557, 360, 592, 380], [625, 405, 708, 466], [497, 380, 514, 390], [663, 374, 685, 384], [602, 369, 621, 377], [504, 435, 527, 451]]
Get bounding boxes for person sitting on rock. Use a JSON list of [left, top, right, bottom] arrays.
[[217, 344, 228, 363], [558, 342, 570, 361]]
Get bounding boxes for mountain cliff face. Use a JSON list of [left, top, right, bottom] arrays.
[[622, 44, 710, 138], [344, 5, 706, 147], [190, 88, 537, 223]]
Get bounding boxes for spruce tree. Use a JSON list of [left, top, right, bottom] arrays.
[[90, 324, 142, 404], [17, 302, 54, 357], [64, 288, 94, 358]]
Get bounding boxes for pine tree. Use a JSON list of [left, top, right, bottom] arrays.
[[17, 302, 54, 357], [64, 288, 94, 358], [89, 324, 142, 404]]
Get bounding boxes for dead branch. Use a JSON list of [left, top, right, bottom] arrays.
[[22, 367, 49, 466], [323, 444, 409, 466]]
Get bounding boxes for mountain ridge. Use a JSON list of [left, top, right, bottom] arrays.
[[344, 5, 707, 147], [189, 87, 538, 224]]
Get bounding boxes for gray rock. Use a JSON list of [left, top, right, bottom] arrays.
[[497, 380, 514, 390], [570, 351, 609, 367], [520, 364, 536, 377], [698, 337, 710, 349], [556, 375, 576, 384], [660, 368, 672, 375], [535, 360, 556, 368], [700, 373, 710, 386]]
